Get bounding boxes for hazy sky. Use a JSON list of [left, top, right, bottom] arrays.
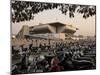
[[12, 8, 96, 36]]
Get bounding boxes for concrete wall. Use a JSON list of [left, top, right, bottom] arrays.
[[16, 25, 29, 39]]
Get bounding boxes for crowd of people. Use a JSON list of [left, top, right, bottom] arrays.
[[12, 38, 96, 74]]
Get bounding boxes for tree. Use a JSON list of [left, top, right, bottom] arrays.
[[11, 0, 96, 23]]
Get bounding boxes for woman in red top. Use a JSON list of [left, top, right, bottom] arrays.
[[50, 55, 61, 72]]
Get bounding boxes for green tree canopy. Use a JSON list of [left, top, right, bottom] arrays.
[[12, 1, 96, 23]]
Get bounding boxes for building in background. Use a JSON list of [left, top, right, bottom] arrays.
[[16, 22, 78, 40]]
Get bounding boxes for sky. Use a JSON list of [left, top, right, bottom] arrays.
[[12, 7, 96, 36]]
